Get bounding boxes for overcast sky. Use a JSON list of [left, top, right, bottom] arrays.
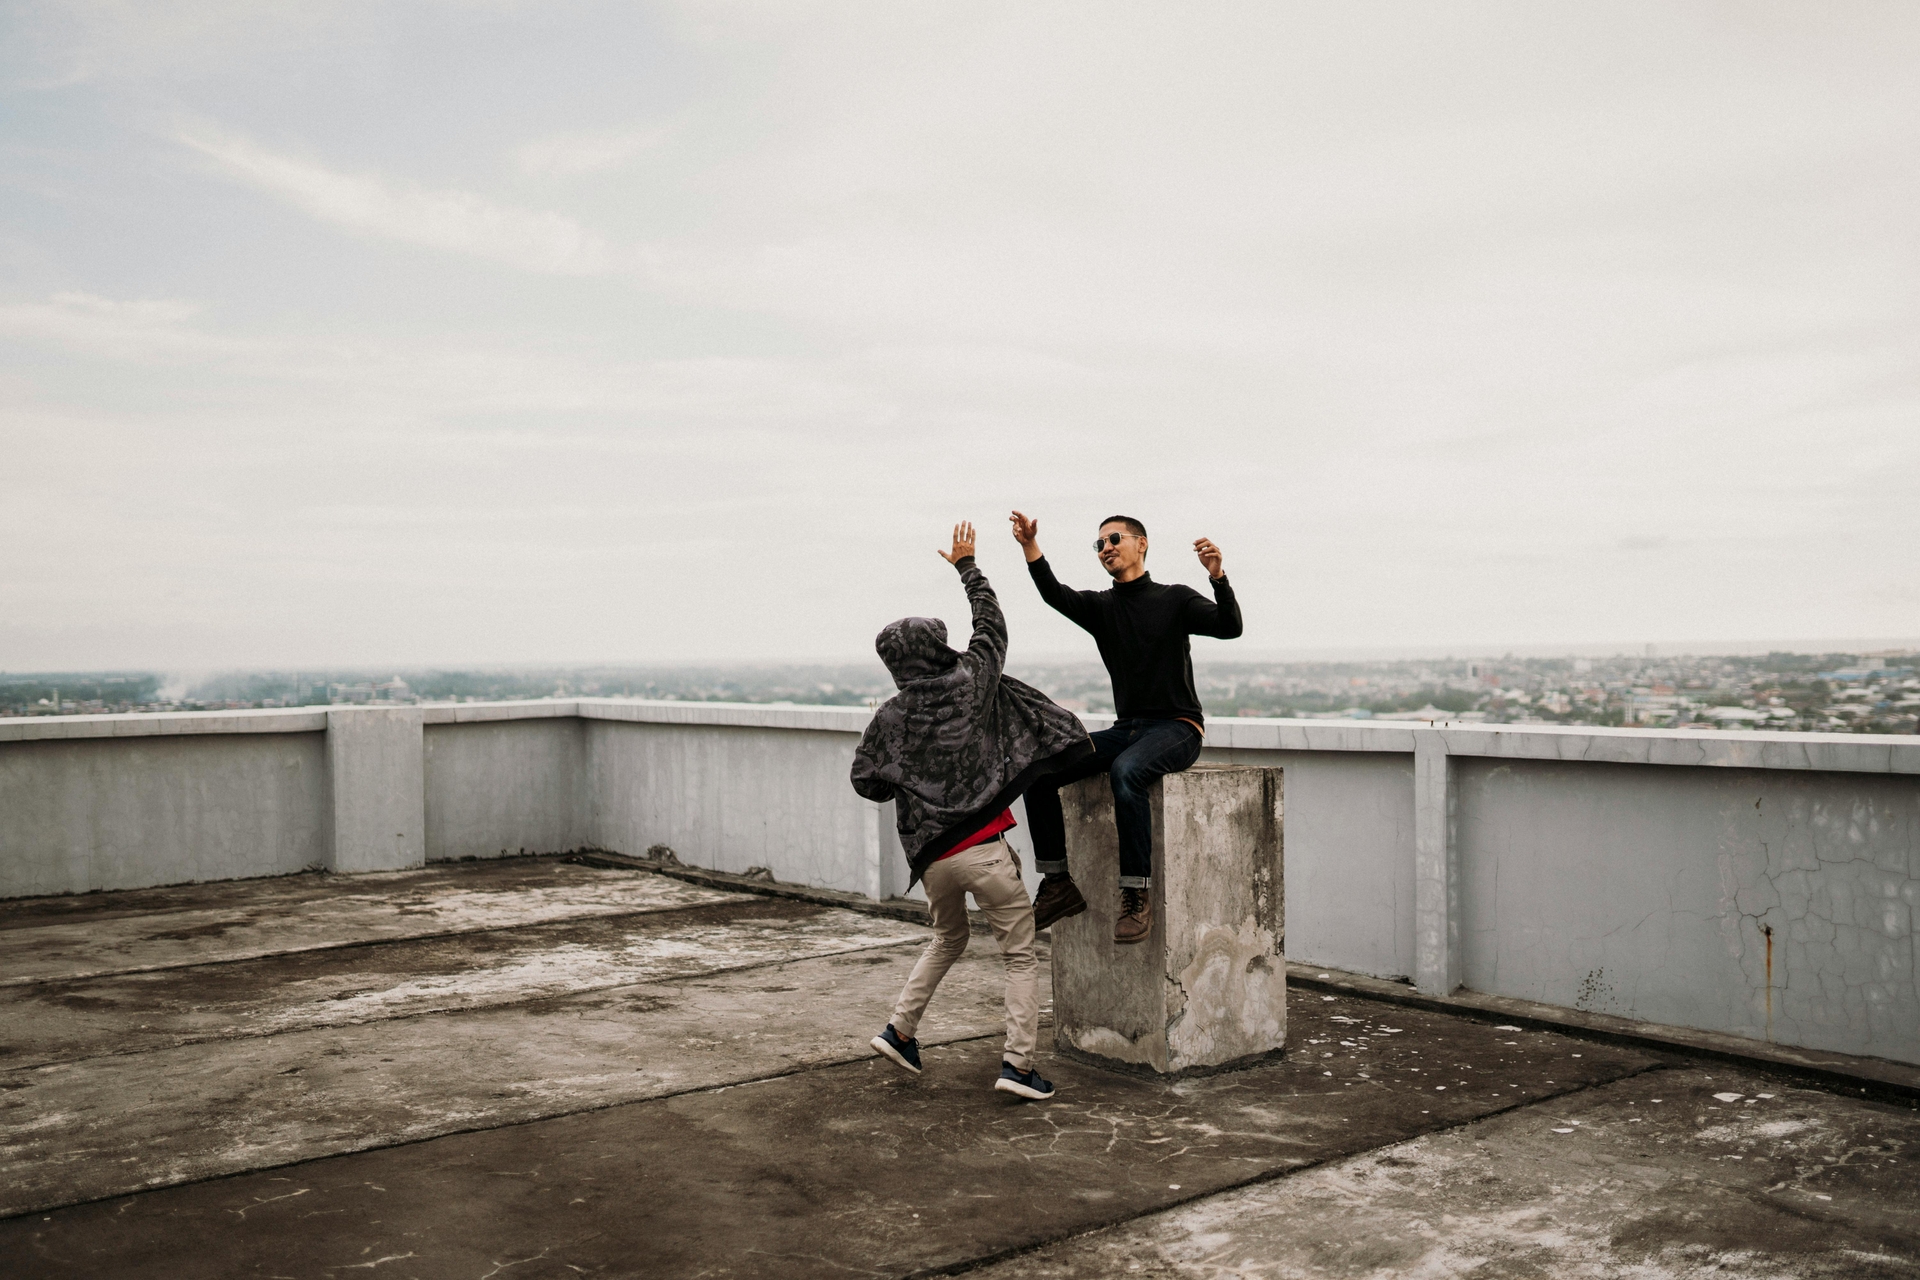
[[3, 2, 1916, 671]]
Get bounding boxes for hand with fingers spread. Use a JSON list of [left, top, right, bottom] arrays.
[[940, 521, 977, 565], [1194, 537, 1224, 580], [1009, 510, 1043, 563]]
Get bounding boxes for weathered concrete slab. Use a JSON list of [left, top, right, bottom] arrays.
[[1296, 961, 1920, 1100], [1053, 766, 1285, 1073], [0, 941, 1029, 1217], [4, 995, 1661, 1278], [1, 898, 927, 1067], [970, 1065, 1920, 1278], [9, 856, 1916, 1280], [0, 860, 729, 984]]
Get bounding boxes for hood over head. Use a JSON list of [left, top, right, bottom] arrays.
[[851, 557, 1094, 885], [876, 616, 959, 686]]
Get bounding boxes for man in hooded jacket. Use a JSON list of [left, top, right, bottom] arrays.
[[851, 521, 1091, 1100]]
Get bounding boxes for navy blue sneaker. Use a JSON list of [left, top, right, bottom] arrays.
[[871, 1024, 921, 1074], [994, 1061, 1055, 1100]]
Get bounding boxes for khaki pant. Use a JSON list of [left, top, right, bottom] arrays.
[[889, 837, 1039, 1071]]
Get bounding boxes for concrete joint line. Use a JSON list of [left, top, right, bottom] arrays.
[[920, 1058, 1678, 1280], [567, 853, 936, 926], [0, 897, 794, 990], [1288, 969, 1920, 1105], [575, 856, 1018, 937]]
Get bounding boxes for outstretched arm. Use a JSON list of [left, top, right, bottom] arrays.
[[1013, 509, 1100, 630], [1009, 510, 1045, 564], [1182, 538, 1243, 638], [941, 522, 1008, 682]]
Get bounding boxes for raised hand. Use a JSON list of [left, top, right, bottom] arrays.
[[1194, 537, 1224, 579], [939, 521, 977, 565], [1009, 510, 1043, 563]]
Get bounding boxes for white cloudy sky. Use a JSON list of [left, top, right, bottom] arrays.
[[2, 1, 1916, 670]]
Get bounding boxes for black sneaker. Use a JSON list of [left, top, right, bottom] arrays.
[[1032, 873, 1088, 931], [994, 1061, 1055, 1100], [871, 1024, 921, 1074]]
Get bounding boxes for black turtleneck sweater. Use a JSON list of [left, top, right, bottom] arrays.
[[1027, 557, 1242, 724]]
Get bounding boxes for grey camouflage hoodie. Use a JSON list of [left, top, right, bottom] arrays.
[[851, 557, 1092, 886]]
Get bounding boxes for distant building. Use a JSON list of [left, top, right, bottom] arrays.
[[1373, 704, 1454, 722]]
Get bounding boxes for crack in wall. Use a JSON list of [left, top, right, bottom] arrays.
[[1454, 761, 1920, 1066]]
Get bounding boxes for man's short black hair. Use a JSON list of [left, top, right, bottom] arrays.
[[1100, 515, 1147, 539]]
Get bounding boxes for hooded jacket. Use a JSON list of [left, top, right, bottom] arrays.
[[851, 556, 1093, 886]]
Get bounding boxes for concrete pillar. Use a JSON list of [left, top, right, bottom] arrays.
[[1051, 765, 1285, 1075], [326, 707, 426, 874], [1412, 731, 1459, 996]]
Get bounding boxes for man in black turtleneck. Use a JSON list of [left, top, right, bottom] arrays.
[[1009, 510, 1242, 944]]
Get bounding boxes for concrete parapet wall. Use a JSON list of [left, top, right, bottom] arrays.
[[424, 717, 584, 862], [1202, 749, 1417, 984], [0, 700, 1914, 1069], [0, 729, 328, 897], [1454, 757, 1920, 1068], [582, 710, 892, 899]]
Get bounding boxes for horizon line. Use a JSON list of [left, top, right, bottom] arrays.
[[5, 636, 1919, 678]]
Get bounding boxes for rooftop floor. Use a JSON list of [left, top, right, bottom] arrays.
[[2, 859, 1916, 1279]]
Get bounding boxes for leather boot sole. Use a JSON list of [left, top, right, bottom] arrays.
[[1032, 882, 1088, 932]]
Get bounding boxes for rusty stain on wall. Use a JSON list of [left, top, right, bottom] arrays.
[[1763, 923, 1773, 1040]]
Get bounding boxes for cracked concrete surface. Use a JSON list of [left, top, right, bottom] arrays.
[[971, 1068, 1920, 1279], [1455, 760, 1920, 1068], [3, 896, 926, 1065], [3, 858, 1916, 1278]]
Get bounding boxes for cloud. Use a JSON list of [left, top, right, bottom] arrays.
[[4, 4, 1917, 667], [177, 125, 625, 275], [40, 291, 200, 325], [5, 0, 355, 88], [0, 287, 893, 431], [0, 291, 243, 363], [514, 126, 668, 176]]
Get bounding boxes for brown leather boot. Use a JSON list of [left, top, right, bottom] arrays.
[[1114, 886, 1152, 944], [1032, 873, 1088, 931]]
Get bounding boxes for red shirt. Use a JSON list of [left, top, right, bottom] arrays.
[[932, 808, 1017, 862]]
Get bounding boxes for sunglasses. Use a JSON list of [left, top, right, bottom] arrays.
[[1092, 532, 1139, 552]]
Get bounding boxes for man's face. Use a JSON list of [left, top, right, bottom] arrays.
[[1095, 522, 1147, 578]]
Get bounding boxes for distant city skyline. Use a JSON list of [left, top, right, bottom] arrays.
[[3, 4, 1916, 669], [9, 645, 1918, 737]]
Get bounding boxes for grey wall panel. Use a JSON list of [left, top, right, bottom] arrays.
[[0, 733, 328, 897], [424, 718, 584, 862], [1456, 758, 1920, 1066], [1208, 747, 1417, 983], [584, 720, 878, 896]]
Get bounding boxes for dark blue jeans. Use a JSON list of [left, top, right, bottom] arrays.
[[1024, 718, 1203, 888]]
